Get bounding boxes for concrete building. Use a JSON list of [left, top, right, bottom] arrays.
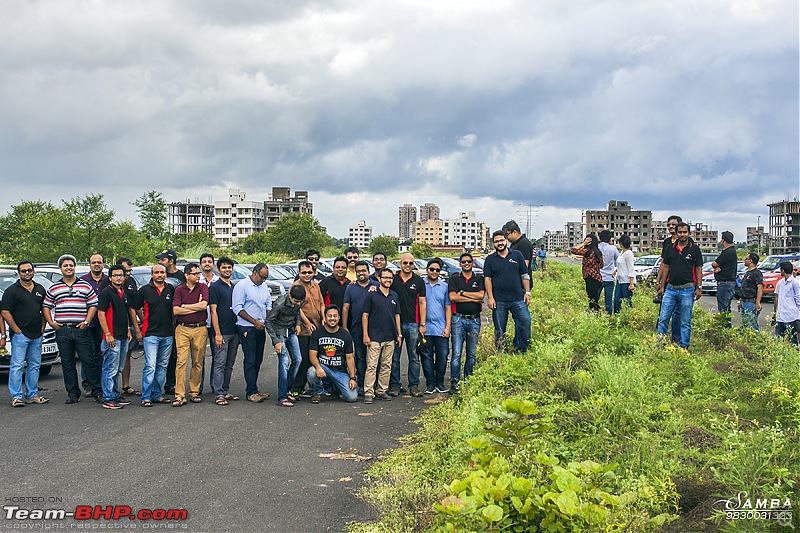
[[264, 187, 312, 227], [214, 188, 265, 246], [169, 200, 214, 236], [651, 220, 670, 245], [442, 211, 488, 251], [768, 200, 800, 254], [688, 222, 719, 251], [565, 221, 583, 249], [349, 220, 373, 249], [746, 226, 767, 250], [419, 203, 440, 222], [413, 218, 444, 245], [543, 230, 569, 251], [584, 200, 653, 252], [398, 204, 417, 240]]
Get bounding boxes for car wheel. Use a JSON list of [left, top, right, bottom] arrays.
[[38, 365, 52, 376]]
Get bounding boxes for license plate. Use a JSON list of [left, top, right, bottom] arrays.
[[41, 343, 58, 355]]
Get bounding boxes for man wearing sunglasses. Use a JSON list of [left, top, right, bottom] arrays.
[[344, 247, 360, 282], [420, 258, 451, 394], [232, 263, 273, 403], [303, 250, 326, 282], [656, 215, 688, 343], [2, 261, 49, 407], [290, 261, 325, 399], [448, 253, 485, 393], [388, 253, 427, 397], [43, 254, 100, 404]]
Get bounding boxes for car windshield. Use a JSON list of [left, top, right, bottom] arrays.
[[634, 257, 659, 266], [0, 274, 53, 291], [702, 262, 714, 273], [758, 256, 784, 271]]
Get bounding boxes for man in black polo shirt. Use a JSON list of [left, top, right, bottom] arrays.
[[1, 261, 49, 406], [362, 268, 402, 404], [388, 253, 426, 397], [712, 231, 737, 328], [319, 257, 350, 324], [503, 220, 534, 277], [157, 248, 183, 395], [656, 215, 685, 342], [134, 264, 175, 405], [484, 230, 531, 352], [448, 253, 485, 393], [656, 222, 704, 348]]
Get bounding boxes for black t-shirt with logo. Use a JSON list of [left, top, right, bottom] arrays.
[[510, 235, 534, 276], [448, 272, 485, 316], [1, 280, 46, 339], [98, 285, 132, 340], [714, 246, 738, 282], [739, 268, 763, 299], [390, 273, 426, 324], [310, 326, 353, 373], [134, 282, 175, 337], [319, 276, 350, 322], [663, 241, 704, 286]]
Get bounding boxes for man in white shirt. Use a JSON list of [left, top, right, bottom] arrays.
[[773, 261, 800, 345]]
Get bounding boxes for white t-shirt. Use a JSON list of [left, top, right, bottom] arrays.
[[615, 250, 636, 284]]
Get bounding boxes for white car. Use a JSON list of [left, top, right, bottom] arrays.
[[633, 255, 660, 281]]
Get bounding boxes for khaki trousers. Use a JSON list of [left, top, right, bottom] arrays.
[[175, 325, 207, 399], [365, 341, 394, 396]]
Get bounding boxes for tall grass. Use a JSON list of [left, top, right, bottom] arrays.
[[349, 263, 799, 532]]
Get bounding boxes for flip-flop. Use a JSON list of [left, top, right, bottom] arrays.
[[172, 398, 187, 407], [122, 386, 141, 396], [224, 394, 240, 401], [276, 399, 294, 407], [141, 400, 153, 407], [214, 397, 229, 406], [153, 397, 171, 404], [190, 396, 202, 403]]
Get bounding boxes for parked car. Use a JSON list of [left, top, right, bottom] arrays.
[[633, 255, 660, 281], [700, 262, 746, 295], [231, 264, 285, 303], [0, 269, 60, 375], [33, 263, 91, 282]]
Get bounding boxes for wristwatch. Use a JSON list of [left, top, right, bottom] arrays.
[[420, 323, 426, 327]]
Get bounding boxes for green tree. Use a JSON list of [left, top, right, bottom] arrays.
[[133, 190, 168, 242], [410, 242, 434, 258], [0, 200, 72, 262], [263, 213, 331, 259], [229, 231, 271, 255], [368, 235, 399, 259], [106, 221, 159, 265], [63, 194, 115, 260]]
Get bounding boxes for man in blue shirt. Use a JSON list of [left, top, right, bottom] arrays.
[[361, 268, 402, 404], [484, 230, 531, 353], [420, 259, 451, 394], [232, 263, 273, 403], [209, 257, 240, 405], [342, 260, 378, 395]]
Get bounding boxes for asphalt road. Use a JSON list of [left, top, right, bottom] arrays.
[[0, 344, 441, 533]]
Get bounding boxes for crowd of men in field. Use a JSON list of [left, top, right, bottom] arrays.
[[0, 220, 536, 408]]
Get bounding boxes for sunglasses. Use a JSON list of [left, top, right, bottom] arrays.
[[18, 268, 34, 273], [428, 268, 441, 272], [300, 271, 313, 275], [401, 261, 414, 265], [347, 256, 358, 260], [460, 260, 473, 264]]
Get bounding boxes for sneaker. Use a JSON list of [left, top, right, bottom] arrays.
[[436, 386, 450, 394], [93, 395, 104, 403], [376, 392, 392, 401], [102, 400, 123, 410], [363, 395, 374, 404], [65, 396, 80, 404], [257, 392, 270, 399], [399, 386, 408, 393], [424, 387, 436, 394], [115, 397, 132, 406], [247, 394, 264, 403], [298, 390, 314, 398], [409, 387, 423, 397], [448, 386, 459, 395], [388, 386, 400, 397], [82, 385, 92, 397]]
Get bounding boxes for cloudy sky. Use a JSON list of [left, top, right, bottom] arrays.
[[0, 0, 797, 241]]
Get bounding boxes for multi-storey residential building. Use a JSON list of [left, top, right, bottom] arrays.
[[746, 226, 767, 250], [214, 188, 265, 246], [264, 187, 313, 227], [442, 211, 488, 251], [542, 230, 569, 251], [584, 200, 652, 252], [398, 204, 417, 240], [169, 200, 214, 236], [565, 221, 583, 249], [413, 219, 444, 245], [768, 200, 800, 254], [651, 220, 670, 245], [688, 223, 718, 251], [419, 203, 440, 222], [349, 220, 373, 249]]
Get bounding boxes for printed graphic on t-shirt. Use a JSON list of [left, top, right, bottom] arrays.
[[317, 335, 345, 367]]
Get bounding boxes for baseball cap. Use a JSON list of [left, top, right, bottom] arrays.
[[156, 249, 178, 262]]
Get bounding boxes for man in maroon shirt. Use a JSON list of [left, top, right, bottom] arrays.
[[171, 263, 209, 406]]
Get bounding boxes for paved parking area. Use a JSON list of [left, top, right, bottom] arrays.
[[0, 347, 440, 532]]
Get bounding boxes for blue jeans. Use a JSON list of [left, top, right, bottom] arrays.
[[307, 364, 358, 402], [716, 282, 736, 328], [740, 302, 760, 331], [350, 327, 367, 393], [492, 300, 531, 352], [657, 285, 695, 348], [776, 320, 799, 345], [239, 326, 266, 397], [613, 283, 633, 313], [420, 335, 449, 390], [391, 323, 421, 389], [101, 338, 129, 401], [602, 280, 615, 315], [451, 315, 480, 388], [8, 334, 43, 400], [276, 332, 301, 402], [141, 335, 173, 401], [211, 334, 239, 397]]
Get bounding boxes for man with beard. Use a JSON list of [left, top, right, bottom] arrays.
[[484, 230, 531, 352]]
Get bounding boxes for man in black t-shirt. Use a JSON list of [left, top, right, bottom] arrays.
[[503, 220, 534, 277], [319, 257, 350, 324], [656, 215, 685, 342], [447, 253, 485, 392], [737, 253, 763, 331], [656, 223, 704, 348], [712, 231, 737, 327], [388, 254, 427, 397], [307, 305, 357, 403]]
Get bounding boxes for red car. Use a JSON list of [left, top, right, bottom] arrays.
[[756, 255, 800, 300]]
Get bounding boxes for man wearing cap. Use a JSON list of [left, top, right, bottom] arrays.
[[712, 231, 737, 328], [156, 248, 183, 395]]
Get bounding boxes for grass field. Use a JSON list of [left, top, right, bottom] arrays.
[[349, 262, 799, 532]]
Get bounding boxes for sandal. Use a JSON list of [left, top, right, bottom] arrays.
[[276, 399, 294, 407], [11, 398, 25, 408], [154, 397, 171, 404], [141, 400, 153, 407], [25, 396, 50, 404], [122, 386, 141, 396], [224, 394, 239, 401], [311, 394, 321, 404], [215, 397, 229, 406], [190, 396, 202, 403], [172, 398, 187, 407]]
